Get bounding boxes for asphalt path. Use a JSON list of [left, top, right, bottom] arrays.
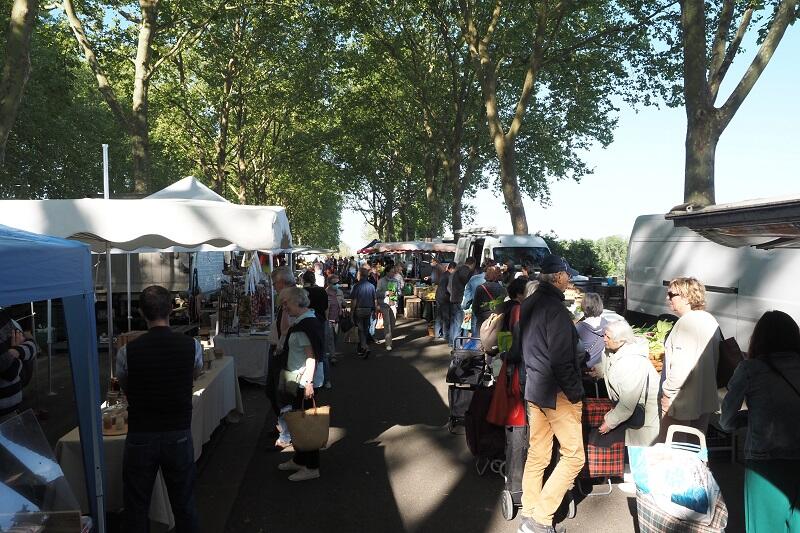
[[194, 316, 745, 533]]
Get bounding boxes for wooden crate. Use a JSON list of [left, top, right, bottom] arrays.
[[404, 297, 422, 318]]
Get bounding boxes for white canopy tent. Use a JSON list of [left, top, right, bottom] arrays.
[[0, 198, 292, 252], [0, 192, 293, 379]]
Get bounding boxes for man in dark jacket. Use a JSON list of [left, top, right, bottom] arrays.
[[434, 262, 455, 341], [447, 257, 475, 347], [518, 255, 584, 533]]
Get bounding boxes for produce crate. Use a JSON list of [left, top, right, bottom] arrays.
[[404, 297, 422, 318]]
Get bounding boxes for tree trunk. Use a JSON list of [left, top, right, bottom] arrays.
[[0, 0, 37, 167], [496, 136, 528, 234], [684, 117, 719, 206], [131, 0, 158, 193]]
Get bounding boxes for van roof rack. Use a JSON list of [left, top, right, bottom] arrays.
[[455, 226, 497, 236]]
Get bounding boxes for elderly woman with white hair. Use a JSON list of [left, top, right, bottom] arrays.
[[276, 286, 325, 481], [598, 320, 661, 446]]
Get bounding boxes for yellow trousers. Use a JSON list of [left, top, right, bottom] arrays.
[[521, 392, 585, 524]]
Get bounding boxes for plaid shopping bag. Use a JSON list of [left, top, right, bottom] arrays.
[[582, 397, 625, 478], [636, 489, 728, 533]]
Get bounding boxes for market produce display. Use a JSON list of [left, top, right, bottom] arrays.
[[634, 320, 673, 372]]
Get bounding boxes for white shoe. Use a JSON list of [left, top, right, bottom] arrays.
[[277, 459, 303, 471], [386, 346, 392, 351], [288, 467, 320, 481]]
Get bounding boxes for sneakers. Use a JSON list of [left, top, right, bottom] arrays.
[[288, 467, 320, 481], [277, 459, 303, 471], [518, 517, 559, 533], [324, 381, 332, 389], [358, 349, 370, 359], [386, 345, 392, 351]]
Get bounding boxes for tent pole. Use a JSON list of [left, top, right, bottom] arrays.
[[126, 253, 132, 332], [106, 245, 113, 380], [103, 145, 113, 380], [269, 252, 274, 328], [30, 302, 40, 410], [47, 299, 55, 396]]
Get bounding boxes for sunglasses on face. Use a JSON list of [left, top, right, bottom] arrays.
[[667, 291, 680, 300]]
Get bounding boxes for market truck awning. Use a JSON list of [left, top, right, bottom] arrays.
[[667, 194, 800, 249], [0, 198, 293, 252], [0, 224, 106, 532]]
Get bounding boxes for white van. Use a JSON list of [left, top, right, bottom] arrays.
[[454, 229, 550, 268], [626, 214, 800, 349]]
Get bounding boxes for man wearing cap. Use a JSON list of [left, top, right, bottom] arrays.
[[518, 255, 584, 533]]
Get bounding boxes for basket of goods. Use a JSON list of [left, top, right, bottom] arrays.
[[423, 287, 437, 301], [634, 320, 673, 373]]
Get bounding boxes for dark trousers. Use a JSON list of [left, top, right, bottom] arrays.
[[265, 346, 282, 417], [293, 389, 320, 469], [354, 307, 373, 351], [123, 429, 198, 533]]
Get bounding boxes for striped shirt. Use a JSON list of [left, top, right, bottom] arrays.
[[0, 339, 37, 416]]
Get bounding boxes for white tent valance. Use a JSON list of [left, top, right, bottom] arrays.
[[0, 198, 292, 252]]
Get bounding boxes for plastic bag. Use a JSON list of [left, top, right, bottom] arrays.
[[629, 444, 722, 526]]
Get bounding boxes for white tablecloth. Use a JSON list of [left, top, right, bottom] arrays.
[[211, 334, 270, 385], [55, 356, 243, 528]]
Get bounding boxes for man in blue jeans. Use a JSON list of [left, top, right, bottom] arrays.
[[117, 285, 202, 533], [448, 258, 475, 346], [349, 267, 378, 358]]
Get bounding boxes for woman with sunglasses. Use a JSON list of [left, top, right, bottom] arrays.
[[659, 277, 722, 440]]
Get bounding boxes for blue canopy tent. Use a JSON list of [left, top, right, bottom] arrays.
[[0, 225, 106, 531]]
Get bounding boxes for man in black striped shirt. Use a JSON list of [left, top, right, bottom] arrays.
[[0, 309, 38, 420]]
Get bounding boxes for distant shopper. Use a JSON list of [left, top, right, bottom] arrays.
[[660, 277, 721, 439], [448, 257, 475, 346], [472, 265, 506, 334], [350, 267, 378, 358], [598, 320, 660, 446], [276, 286, 325, 481], [325, 275, 344, 365], [0, 309, 37, 420], [268, 266, 298, 450], [117, 285, 202, 533], [576, 293, 607, 371], [720, 310, 800, 533], [376, 263, 400, 351], [519, 255, 584, 533], [435, 263, 455, 341]]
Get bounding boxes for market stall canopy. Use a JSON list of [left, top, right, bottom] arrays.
[[145, 176, 227, 202], [0, 198, 293, 252], [298, 248, 335, 255], [0, 224, 105, 530], [666, 194, 800, 249], [357, 239, 380, 254], [363, 240, 456, 254]]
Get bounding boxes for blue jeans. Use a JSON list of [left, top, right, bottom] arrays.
[[449, 303, 464, 347], [123, 429, 198, 533]]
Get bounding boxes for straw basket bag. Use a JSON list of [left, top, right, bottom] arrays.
[[284, 399, 331, 451]]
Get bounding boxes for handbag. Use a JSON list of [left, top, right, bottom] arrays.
[[338, 313, 353, 333], [717, 333, 743, 388], [486, 360, 526, 426], [446, 351, 486, 385], [284, 398, 330, 451]]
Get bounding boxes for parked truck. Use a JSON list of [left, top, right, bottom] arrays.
[[625, 213, 800, 349], [453, 228, 550, 268]]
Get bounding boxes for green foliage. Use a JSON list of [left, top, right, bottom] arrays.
[[537, 232, 629, 278]]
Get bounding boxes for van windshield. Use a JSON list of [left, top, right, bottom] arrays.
[[493, 247, 549, 268]]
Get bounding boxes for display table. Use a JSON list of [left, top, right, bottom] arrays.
[[212, 333, 270, 385], [55, 356, 243, 528]]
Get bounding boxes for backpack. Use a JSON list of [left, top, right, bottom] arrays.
[[479, 312, 504, 354]]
